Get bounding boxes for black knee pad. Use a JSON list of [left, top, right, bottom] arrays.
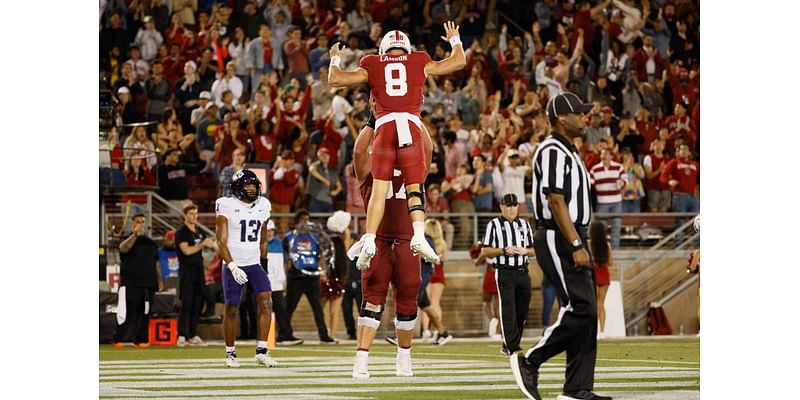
[[407, 189, 426, 214], [359, 301, 383, 320], [358, 302, 383, 329], [394, 313, 418, 330]]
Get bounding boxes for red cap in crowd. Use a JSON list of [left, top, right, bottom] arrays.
[[165, 230, 176, 241]]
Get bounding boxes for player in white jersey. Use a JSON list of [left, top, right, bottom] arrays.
[[215, 169, 279, 368]]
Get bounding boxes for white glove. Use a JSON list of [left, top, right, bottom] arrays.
[[355, 234, 377, 271], [227, 261, 249, 285], [347, 238, 364, 261]]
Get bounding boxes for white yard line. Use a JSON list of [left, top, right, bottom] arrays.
[[100, 381, 698, 398], [101, 369, 698, 388]]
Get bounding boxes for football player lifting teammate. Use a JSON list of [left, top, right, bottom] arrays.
[[347, 112, 433, 378], [328, 21, 466, 270], [215, 170, 279, 368]]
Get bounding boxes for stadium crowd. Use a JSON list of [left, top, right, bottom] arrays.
[[100, 0, 700, 231]]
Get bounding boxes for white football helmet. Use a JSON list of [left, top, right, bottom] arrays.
[[379, 30, 412, 55]]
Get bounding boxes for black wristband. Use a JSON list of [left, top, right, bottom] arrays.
[[260, 257, 269, 272], [502, 248, 507, 256]]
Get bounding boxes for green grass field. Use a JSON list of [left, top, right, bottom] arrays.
[[100, 338, 699, 399]]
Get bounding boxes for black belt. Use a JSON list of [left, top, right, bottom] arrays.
[[495, 264, 529, 272], [535, 221, 588, 236]]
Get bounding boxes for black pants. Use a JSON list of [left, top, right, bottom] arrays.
[[114, 287, 155, 344], [178, 267, 204, 339], [341, 279, 362, 338], [527, 228, 597, 393], [496, 268, 532, 353], [272, 291, 294, 340], [202, 281, 222, 316], [285, 275, 329, 339]]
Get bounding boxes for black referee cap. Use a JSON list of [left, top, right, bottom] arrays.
[[501, 193, 519, 206], [546, 92, 594, 123]]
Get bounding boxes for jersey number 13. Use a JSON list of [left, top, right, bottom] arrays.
[[239, 220, 262, 242]]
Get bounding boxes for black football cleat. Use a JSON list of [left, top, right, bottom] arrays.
[[509, 354, 541, 400]]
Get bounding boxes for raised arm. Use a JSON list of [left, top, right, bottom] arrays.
[[424, 21, 466, 76], [352, 124, 374, 183], [569, 29, 585, 65], [592, 0, 612, 18], [327, 42, 368, 87]]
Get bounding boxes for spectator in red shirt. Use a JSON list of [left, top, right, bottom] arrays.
[[266, 84, 312, 145], [214, 113, 247, 169], [369, 0, 400, 24], [250, 117, 279, 166], [312, 114, 345, 170], [660, 143, 699, 213], [571, 0, 610, 57], [660, 143, 698, 242], [633, 34, 665, 83], [665, 61, 699, 110], [283, 26, 313, 83], [269, 150, 301, 234], [634, 107, 659, 156], [161, 43, 185, 85], [165, 13, 188, 46], [663, 101, 696, 151]]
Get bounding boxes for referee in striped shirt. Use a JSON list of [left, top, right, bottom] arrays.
[[481, 193, 534, 357], [509, 92, 612, 400]]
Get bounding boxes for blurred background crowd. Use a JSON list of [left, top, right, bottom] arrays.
[[99, 0, 700, 240]]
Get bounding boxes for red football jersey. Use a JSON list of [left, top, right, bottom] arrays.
[[360, 171, 413, 241], [359, 51, 431, 119]]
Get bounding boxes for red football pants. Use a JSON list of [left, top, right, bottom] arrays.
[[371, 117, 426, 185], [361, 238, 421, 316]]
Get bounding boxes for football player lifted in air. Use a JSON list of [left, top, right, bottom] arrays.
[[328, 21, 466, 270], [215, 169, 279, 368]]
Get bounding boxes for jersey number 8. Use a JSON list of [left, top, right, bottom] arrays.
[[384, 63, 407, 97]]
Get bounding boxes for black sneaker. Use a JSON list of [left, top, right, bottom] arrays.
[[509, 354, 541, 400], [347, 333, 357, 340], [320, 336, 339, 344], [385, 335, 398, 346], [433, 331, 453, 345], [277, 337, 304, 346], [557, 391, 612, 400]]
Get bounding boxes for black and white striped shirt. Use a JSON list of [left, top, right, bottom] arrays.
[[482, 217, 534, 268], [531, 132, 592, 228]]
